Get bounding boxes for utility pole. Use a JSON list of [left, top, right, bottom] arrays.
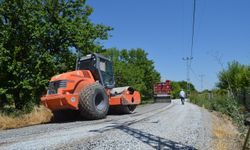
[[182, 57, 193, 97], [199, 74, 205, 92]]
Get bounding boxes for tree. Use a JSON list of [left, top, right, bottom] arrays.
[[217, 61, 249, 95], [102, 48, 161, 100], [217, 61, 250, 105], [0, 0, 112, 109]]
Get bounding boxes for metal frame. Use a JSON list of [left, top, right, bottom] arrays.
[[77, 53, 115, 89]]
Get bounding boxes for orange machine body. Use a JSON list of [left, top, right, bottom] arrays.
[[41, 70, 141, 111]]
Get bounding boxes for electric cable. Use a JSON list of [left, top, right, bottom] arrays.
[[190, 0, 196, 58]]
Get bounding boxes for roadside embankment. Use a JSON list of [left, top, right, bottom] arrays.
[[0, 106, 52, 130], [211, 112, 242, 150]]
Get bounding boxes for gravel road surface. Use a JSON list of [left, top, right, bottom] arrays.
[[0, 100, 212, 150]]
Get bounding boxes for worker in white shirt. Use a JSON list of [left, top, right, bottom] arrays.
[[179, 89, 186, 105]]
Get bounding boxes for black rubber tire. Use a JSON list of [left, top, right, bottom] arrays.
[[110, 105, 137, 114], [78, 83, 109, 120], [122, 105, 137, 114]]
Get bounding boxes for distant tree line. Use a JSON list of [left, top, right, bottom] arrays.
[[102, 48, 161, 100], [0, 0, 160, 111]]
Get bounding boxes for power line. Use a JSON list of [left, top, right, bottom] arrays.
[[190, 0, 196, 58], [188, 0, 196, 92], [182, 0, 197, 95]]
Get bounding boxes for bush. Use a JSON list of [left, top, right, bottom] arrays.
[[190, 92, 245, 132]]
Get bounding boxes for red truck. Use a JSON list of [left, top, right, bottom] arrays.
[[153, 80, 171, 103]]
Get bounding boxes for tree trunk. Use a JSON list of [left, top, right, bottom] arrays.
[[13, 90, 22, 110], [0, 94, 7, 108]]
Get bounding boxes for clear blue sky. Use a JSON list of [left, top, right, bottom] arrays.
[[87, 0, 250, 91]]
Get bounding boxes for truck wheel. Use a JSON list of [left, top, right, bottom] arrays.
[[79, 83, 109, 120]]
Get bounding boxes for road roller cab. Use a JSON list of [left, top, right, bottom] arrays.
[[41, 53, 141, 119]]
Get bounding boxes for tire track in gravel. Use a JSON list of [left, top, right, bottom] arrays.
[[0, 103, 171, 141], [55, 100, 212, 150], [0, 102, 173, 150]]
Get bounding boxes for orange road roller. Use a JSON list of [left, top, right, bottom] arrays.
[[41, 53, 141, 119]]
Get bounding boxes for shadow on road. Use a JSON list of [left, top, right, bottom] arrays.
[[117, 125, 197, 150], [50, 109, 138, 123], [50, 110, 85, 123], [90, 123, 197, 150]]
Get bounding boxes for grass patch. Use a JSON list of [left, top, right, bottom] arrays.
[[0, 105, 52, 130], [212, 112, 242, 150]]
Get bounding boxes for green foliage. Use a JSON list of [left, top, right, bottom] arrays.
[[190, 91, 245, 132], [217, 61, 250, 110], [189, 92, 210, 108], [0, 0, 112, 110], [191, 61, 250, 134], [213, 61, 250, 133], [217, 61, 250, 97], [102, 48, 161, 101]]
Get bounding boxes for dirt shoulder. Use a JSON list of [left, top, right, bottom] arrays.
[[211, 111, 243, 150]]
